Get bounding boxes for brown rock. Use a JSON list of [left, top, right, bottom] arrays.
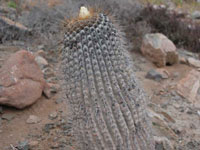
[[187, 57, 200, 68], [141, 33, 179, 67], [154, 136, 173, 150], [26, 115, 41, 124], [0, 50, 45, 109], [177, 69, 200, 103]]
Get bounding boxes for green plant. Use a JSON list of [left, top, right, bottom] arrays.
[[7, 1, 17, 9]]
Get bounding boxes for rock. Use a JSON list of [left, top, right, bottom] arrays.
[[16, 140, 29, 150], [2, 113, 15, 121], [29, 140, 39, 148], [179, 56, 187, 64], [44, 123, 55, 133], [43, 67, 55, 79], [173, 72, 180, 78], [146, 69, 166, 81], [187, 57, 200, 68], [34, 50, 46, 58], [177, 69, 200, 103], [156, 68, 170, 79], [26, 115, 41, 124], [0, 50, 46, 109], [191, 11, 200, 19], [141, 33, 178, 67], [154, 136, 173, 150], [49, 112, 58, 120], [43, 83, 59, 98], [55, 98, 64, 104], [35, 56, 48, 69], [51, 143, 59, 149]]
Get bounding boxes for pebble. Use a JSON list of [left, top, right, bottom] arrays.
[[146, 69, 164, 81], [35, 55, 48, 69], [173, 72, 180, 78], [191, 11, 200, 19], [17, 140, 29, 150], [29, 140, 39, 148], [44, 123, 55, 133], [50, 143, 59, 149], [55, 98, 64, 104], [197, 111, 200, 116], [26, 115, 41, 124], [2, 113, 15, 121], [49, 112, 58, 120]]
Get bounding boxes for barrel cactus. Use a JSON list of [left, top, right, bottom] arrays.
[[61, 7, 155, 150]]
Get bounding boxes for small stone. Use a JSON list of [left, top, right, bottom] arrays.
[[177, 69, 200, 103], [197, 110, 200, 116], [38, 45, 45, 50], [34, 49, 46, 57], [187, 57, 200, 68], [55, 98, 64, 104], [26, 115, 41, 124], [2, 113, 15, 121], [29, 140, 39, 148], [146, 69, 164, 81], [51, 143, 59, 149], [35, 56, 48, 69], [17, 140, 29, 150], [154, 136, 173, 150], [44, 123, 55, 133], [191, 11, 200, 19], [49, 112, 58, 120], [43, 83, 59, 99], [179, 56, 187, 64], [173, 72, 180, 78]]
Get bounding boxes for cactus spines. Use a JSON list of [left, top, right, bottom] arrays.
[[62, 7, 155, 150]]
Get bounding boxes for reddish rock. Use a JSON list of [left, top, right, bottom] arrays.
[[0, 50, 46, 109], [177, 69, 200, 103], [141, 33, 179, 67], [187, 57, 200, 68]]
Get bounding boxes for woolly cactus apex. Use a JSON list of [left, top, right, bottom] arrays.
[[61, 7, 155, 150], [79, 7, 91, 19]]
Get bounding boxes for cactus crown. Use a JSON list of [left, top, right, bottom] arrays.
[[64, 6, 112, 34]]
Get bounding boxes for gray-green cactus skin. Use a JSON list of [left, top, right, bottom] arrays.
[[62, 13, 155, 150]]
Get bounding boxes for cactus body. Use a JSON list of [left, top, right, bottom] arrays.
[[62, 11, 154, 150]]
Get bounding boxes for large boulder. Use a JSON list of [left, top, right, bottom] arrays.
[[176, 69, 200, 103], [141, 33, 179, 67], [0, 50, 46, 109]]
